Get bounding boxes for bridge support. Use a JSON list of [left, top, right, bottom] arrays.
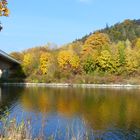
[[0, 69, 2, 78], [0, 50, 21, 80]]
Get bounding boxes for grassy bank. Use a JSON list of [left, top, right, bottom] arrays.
[[0, 113, 90, 140], [11, 73, 140, 85]]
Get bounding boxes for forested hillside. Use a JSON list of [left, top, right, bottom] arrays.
[[76, 19, 140, 43], [10, 19, 140, 84]]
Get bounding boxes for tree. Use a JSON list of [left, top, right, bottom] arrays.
[[125, 39, 131, 48], [117, 41, 126, 66], [10, 52, 24, 62], [40, 52, 51, 75], [82, 55, 96, 74], [69, 55, 80, 69], [82, 32, 110, 54], [135, 38, 140, 49], [0, 0, 9, 16], [111, 46, 122, 74], [97, 50, 113, 72], [22, 54, 33, 75], [125, 47, 139, 74], [57, 50, 80, 73], [0, 0, 9, 31], [68, 41, 83, 55]]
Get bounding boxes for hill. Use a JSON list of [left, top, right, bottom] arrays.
[[76, 19, 140, 43], [9, 19, 140, 84]]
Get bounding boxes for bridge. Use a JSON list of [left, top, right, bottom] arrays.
[[0, 50, 20, 79]]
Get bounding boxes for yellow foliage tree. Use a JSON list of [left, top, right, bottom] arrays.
[[10, 52, 24, 62], [0, 0, 9, 16], [69, 54, 80, 69], [23, 54, 32, 68], [57, 50, 80, 72], [116, 41, 126, 65], [125, 47, 139, 74], [40, 52, 51, 75], [22, 53, 33, 74], [111, 50, 122, 74], [97, 50, 113, 72], [82, 32, 110, 54], [68, 41, 83, 55], [135, 38, 140, 49]]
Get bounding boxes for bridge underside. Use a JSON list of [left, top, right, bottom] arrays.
[[0, 56, 19, 79]]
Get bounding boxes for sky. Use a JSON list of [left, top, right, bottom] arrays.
[[0, 0, 140, 53]]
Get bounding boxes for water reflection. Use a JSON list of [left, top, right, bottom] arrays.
[[0, 86, 22, 117], [1, 86, 140, 139], [20, 88, 140, 129]]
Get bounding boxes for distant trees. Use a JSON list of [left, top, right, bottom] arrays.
[[81, 32, 140, 75], [76, 19, 140, 44], [16, 32, 140, 81], [9, 19, 140, 83]]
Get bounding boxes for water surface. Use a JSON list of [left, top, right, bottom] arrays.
[[0, 86, 140, 139]]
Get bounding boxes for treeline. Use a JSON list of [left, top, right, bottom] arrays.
[[76, 19, 140, 43], [10, 19, 140, 83]]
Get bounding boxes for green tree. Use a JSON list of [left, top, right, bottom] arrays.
[[82, 55, 96, 74], [111, 47, 122, 74], [117, 41, 126, 65]]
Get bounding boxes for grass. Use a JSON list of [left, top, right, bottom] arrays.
[[0, 111, 92, 140]]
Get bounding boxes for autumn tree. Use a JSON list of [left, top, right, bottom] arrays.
[[116, 41, 126, 66], [22, 54, 33, 75], [125, 47, 139, 74], [97, 50, 113, 72], [110, 46, 122, 74], [0, 0, 9, 16], [40, 52, 52, 75], [82, 32, 110, 55], [0, 0, 9, 30], [10, 52, 24, 62], [135, 38, 140, 49], [57, 50, 80, 73], [68, 41, 83, 55]]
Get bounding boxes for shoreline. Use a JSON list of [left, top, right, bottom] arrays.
[[1, 83, 140, 89]]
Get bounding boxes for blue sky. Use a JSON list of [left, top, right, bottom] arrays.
[[0, 0, 140, 53]]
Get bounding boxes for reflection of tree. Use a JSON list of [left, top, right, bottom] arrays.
[[20, 87, 140, 132], [0, 86, 23, 117]]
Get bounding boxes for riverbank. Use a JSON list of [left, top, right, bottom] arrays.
[[1, 83, 140, 89]]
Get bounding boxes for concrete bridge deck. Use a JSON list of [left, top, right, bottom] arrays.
[[0, 50, 20, 79]]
